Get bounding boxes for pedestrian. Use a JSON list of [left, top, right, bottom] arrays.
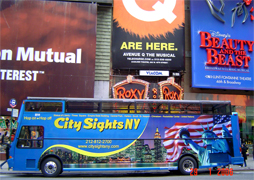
[[30, 130, 38, 148], [11, 129, 16, 142], [1, 131, 7, 144], [241, 143, 248, 167], [252, 143, 254, 160]]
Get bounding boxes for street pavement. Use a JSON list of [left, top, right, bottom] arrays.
[[0, 156, 253, 175]]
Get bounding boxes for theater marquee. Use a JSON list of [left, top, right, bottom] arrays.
[[112, 75, 183, 100]]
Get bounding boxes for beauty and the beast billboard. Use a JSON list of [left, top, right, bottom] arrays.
[[0, 0, 97, 115], [112, 0, 185, 70], [191, 0, 254, 90]]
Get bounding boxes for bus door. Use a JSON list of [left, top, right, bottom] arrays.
[[14, 125, 44, 171]]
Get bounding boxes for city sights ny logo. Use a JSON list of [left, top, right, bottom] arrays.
[[113, 0, 184, 39]]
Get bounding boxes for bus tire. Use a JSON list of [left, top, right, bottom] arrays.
[[178, 156, 197, 175], [41, 157, 61, 177]]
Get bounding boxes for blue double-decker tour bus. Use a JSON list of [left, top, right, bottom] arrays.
[[7, 97, 243, 176]]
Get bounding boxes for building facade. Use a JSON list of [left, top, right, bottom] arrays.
[[0, 0, 253, 155]]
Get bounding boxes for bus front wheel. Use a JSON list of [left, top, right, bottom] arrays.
[[178, 156, 197, 175], [41, 157, 61, 177]]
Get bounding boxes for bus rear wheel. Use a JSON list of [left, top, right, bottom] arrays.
[[41, 157, 61, 177], [178, 156, 197, 175]]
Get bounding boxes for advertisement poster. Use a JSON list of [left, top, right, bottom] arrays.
[[112, 0, 185, 70], [191, 0, 254, 90], [0, 0, 97, 115], [19, 113, 233, 169]]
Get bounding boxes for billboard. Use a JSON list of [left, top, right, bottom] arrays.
[[0, 0, 97, 115], [112, 0, 185, 70], [191, 0, 254, 90]]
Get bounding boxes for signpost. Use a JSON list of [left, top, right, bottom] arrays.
[[9, 98, 17, 142], [9, 99, 17, 108]]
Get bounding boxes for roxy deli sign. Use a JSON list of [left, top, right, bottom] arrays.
[[200, 31, 253, 68], [112, 76, 183, 100]]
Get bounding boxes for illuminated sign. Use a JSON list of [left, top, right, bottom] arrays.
[[200, 31, 252, 69], [112, 75, 150, 99], [112, 0, 185, 70], [112, 75, 183, 100], [0, 1, 97, 115], [190, 0, 254, 90], [158, 77, 183, 100], [139, 70, 169, 76]]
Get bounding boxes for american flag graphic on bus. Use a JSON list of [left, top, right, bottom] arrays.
[[163, 115, 232, 162]]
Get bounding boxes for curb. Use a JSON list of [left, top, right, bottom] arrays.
[[1, 168, 254, 175]]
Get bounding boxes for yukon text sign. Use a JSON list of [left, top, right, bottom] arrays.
[[112, 0, 185, 70], [139, 70, 169, 76], [0, 0, 97, 115], [190, 0, 254, 90]]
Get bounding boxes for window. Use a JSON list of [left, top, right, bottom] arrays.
[[25, 102, 62, 112], [202, 103, 231, 115], [66, 101, 136, 113], [66, 101, 99, 113], [17, 126, 44, 148], [111, 102, 135, 113], [136, 103, 149, 113], [170, 103, 201, 114], [100, 102, 114, 113], [136, 103, 169, 114]]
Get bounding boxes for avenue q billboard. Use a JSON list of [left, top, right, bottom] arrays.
[[191, 0, 254, 90], [0, 0, 97, 115], [112, 0, 185, 70]]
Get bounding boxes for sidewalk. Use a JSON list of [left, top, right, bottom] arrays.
[[230, 156, 254, 171], [0, 157, 253, 175]]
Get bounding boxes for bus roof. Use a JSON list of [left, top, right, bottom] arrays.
[[27, 97, 231, 104]]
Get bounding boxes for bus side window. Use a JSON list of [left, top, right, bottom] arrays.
[[156, 103, 169, 114], [214, 104, 230, 115], [66, 102, 98, 113], [112, 102, 135, 113], [25, 102, 62, 112], [185, 103, 201, 114], [101, 102, 114, 113], [203, 104, 217, 114], [170, 103, 182, 114], [17, 126, 44, 148], [25, 102, 38, 111], [136, 103, 150, 113]]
